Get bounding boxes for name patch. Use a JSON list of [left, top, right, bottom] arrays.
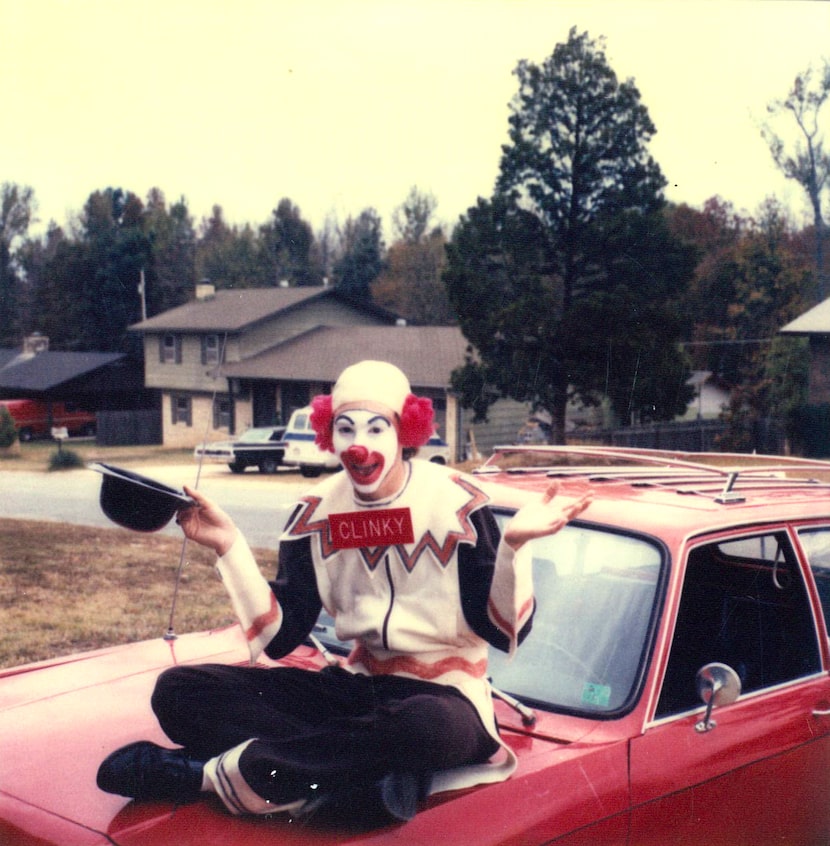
[[329, 508, 414, 549]]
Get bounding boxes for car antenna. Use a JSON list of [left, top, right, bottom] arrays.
[[164, 332, 228, 641]]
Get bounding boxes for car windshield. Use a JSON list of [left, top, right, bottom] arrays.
[[487, 511, 663, 716], [239, 428, 279, 443], [311, 512, 664, 718]]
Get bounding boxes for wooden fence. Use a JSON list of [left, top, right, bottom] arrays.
[[570, 419, 786, 455], [96, 409, 162, 446]]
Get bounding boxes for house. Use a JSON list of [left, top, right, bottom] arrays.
[[0, 333, 149, 417], [780, 299, 830, 403], [677, 371, 732, 421], [130, 284, 529, 460]]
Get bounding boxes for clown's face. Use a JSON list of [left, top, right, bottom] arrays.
[[332, 408, 403, 499]]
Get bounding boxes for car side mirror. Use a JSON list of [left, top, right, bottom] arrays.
[[694, 662, 741, 733]]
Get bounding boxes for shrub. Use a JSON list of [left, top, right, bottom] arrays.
[[48, 447, 84, 470], [0, 407, 18, 448]]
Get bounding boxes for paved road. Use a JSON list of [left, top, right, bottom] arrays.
[[0, 462, 316, 550]]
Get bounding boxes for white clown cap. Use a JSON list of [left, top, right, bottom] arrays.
[[331, 360, 411, 415]]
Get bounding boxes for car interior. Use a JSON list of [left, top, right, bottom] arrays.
[[656, 531, 822, 718]]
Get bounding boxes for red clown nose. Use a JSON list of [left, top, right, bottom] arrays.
[[344, 445, 370, 463]]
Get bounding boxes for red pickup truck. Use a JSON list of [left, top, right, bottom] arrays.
[[0, 398, 97, 441]]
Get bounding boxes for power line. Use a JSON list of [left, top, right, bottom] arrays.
[[679, 338, 775, 348]]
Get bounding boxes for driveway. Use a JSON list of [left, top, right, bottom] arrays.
[[0, 462, 318, 550]]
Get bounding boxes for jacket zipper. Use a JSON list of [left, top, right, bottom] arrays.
[[381, 553, 395, 650]]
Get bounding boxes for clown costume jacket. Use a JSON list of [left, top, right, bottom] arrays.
[[215, 457, 536, 792]]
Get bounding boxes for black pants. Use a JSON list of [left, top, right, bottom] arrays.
[[151, 664, 499, 805]]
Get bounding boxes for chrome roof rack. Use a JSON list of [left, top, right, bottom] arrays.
[[475, 445, 830, 503]]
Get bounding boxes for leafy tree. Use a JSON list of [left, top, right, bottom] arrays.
[[259, 198, 321, 287], [141, 188, 196, 314], [0, 183, 37, 344], [666, 198, 748, 380], [15, 222, 68, 340], [68, 188, 151, 351], [763, 60, 830, 300], [31, 233, 95, 350], [447, 29, 693, 440], [196, 205, 261, 288], [446, 198, 563, 421], [314, 212, 341, 285], [372, 185, 450, 323], [372, 229, 454, 324], [717, 199, 813, 450], [333, 208, 385, 302], [0, 405, 17, 448]]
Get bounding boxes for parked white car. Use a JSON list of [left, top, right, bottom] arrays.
[[413, 434, 452, 464], [282, 407, 452, 476], [281, 406, 341, 477]]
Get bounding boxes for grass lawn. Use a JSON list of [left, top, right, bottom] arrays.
[[5, 439, 829, 669], [0, 518, 277, 669], [0, 439, 195, 473]]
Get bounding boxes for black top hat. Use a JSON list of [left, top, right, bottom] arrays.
[[90, 463, 194, 533]]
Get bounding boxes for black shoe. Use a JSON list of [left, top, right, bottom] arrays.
[[298, 771, 430, 827], [376, 771, 423, 822], [97, 741, 204, 803]]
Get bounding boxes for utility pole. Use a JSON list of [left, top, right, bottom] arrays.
[[138, 268, 147, 321]]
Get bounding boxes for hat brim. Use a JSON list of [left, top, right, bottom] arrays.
[[89, 462, 194, 533]]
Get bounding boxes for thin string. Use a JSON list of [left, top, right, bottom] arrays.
[[164, 332, 228, 640]]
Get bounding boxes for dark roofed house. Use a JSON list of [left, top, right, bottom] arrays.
[[0, 333, 147, 412], [780, 299, 830, 404], [129, 284, 529, 461]]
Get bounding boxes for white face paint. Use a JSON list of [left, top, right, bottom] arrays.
[[332, 409, 401, 497]]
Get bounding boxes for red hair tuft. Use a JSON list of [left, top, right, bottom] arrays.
[[310, 394, 335, 452], [399, 394, 434, 448]]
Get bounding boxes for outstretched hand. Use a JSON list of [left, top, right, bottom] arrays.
[[502, 482, 593, 551], [176, 485, 238, 557]]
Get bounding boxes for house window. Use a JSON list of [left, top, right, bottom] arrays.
[[171, 395, 192, 426], [160, 334, 182, 364], [202, 334, 222, 366], [213, 396, 233, 432]]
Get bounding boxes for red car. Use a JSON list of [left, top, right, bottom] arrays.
[[4, 445, 830, 844]]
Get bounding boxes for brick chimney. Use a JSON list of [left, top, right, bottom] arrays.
[[22, 333, 49, 355], [196, 279, 216, 300]]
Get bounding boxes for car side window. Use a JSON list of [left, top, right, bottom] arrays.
[[797, 527, 830, 633], [656, 531, 821, 718]]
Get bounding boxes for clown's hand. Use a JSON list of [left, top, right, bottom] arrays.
[[502, 482, 593, 551], [177, 485, 238, 558]]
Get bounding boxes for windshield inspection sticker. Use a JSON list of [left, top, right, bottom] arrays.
[[329, 508, 415, 549], [581, 682, 611, 708]]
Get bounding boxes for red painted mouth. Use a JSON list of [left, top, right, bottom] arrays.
[[342, 445, 385, 486]]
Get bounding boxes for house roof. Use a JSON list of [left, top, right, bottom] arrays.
[[0, 350, 125, 392], [129, 287, 398, 333], [780, 299, 830, 335], [222, 325, 469, 391]]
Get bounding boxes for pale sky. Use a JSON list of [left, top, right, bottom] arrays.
[[2, 0, 828, 240]]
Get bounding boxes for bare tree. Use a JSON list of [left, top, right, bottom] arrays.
[[392, 186, 438, 244], [763, 60, 830, 300]]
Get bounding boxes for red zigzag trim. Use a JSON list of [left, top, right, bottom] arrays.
[[287, 475, 491, 573], [348, 643, 488, 680]]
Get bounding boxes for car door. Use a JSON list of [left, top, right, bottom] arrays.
[[629, 528, 830, 846]]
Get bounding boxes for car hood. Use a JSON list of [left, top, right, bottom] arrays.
[[0, 626, 611, 846]]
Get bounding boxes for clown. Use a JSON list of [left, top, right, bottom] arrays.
[[97, 361, 591, 825]]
